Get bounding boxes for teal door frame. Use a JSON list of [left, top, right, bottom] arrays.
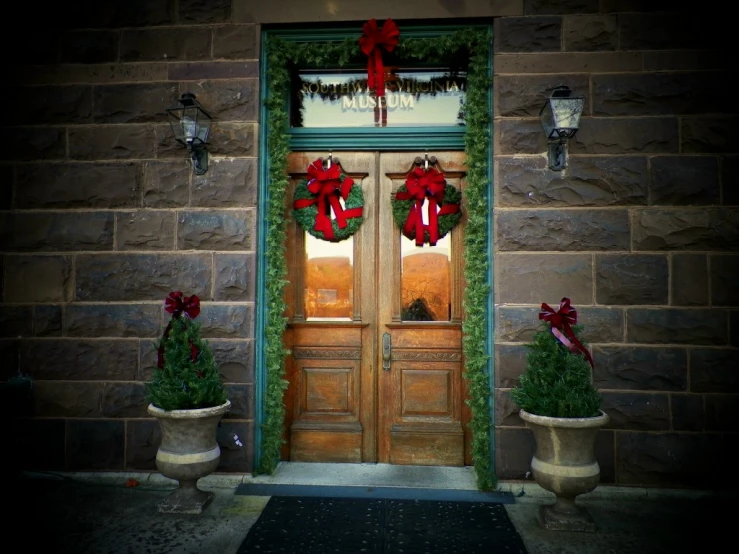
[[255, 21, 496, 486]]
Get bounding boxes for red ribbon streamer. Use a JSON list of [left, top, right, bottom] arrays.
[[396, 166, 459, 246], [157, 291, 201, 370], [539, 297, 594, 368], [293, 159, 362, 241], [359, 18, 400, 98]]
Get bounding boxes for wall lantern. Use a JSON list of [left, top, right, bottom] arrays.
[[539, 85, 584, 171], [166, 92, 213, 175]]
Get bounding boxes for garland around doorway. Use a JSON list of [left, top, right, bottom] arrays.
[[262, 26, 494, 490]]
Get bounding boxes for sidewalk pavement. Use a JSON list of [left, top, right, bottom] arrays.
[[9, 470, 735, 554]]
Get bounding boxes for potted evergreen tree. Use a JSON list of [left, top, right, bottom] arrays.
[[147, 291, 230, 514], [510, 298, 608, 532]]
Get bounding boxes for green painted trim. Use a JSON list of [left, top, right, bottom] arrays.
[[289, 127, 465, 151], [486, 35, 496, 478]]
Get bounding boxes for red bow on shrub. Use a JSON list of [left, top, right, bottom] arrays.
[[539, 297, 594, 368], [157, 291, 201, 370], [359, 18, 400, 98]]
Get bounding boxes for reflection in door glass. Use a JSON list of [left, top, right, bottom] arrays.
[[401, 234, 451, 322], [304, 232, 353, 320]]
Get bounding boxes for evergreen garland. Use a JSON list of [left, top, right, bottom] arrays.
[[262, 27, 495, 489], [510, 322, 602, 418], [391, 183, 462, 245], [147, 316, 228, 412]]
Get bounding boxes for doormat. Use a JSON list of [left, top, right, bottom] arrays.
[[235, 483, 514, 504], [237, 496, 528, 554]]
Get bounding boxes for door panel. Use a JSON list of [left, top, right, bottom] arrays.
[[283, 151, 467, 465]]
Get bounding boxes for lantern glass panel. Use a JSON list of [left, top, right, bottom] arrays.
[[540, 100, 556, 139], [551, 97, 584, 138]]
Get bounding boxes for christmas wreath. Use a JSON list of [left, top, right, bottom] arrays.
[[292, 158, 364, 242], [392, 165, 462, 246]]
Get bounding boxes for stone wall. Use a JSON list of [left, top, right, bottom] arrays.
[[492, 2, 738, 487], [2, 1, 259, 473]]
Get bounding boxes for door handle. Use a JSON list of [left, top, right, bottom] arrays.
[[382, 332, 391, 371]]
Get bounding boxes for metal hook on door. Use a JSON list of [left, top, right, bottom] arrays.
[[424, 151, 429, 170], [326, 151, 333, 169]]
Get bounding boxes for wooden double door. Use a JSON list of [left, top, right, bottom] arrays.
[[282, 151, 471, 466]]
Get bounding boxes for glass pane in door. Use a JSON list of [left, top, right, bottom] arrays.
[[304, 232, 354, 320], [400, 234, 452, 322]]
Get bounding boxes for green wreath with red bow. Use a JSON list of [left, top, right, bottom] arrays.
[[293, 158, 365, 243], [392, 166, 462, 246]]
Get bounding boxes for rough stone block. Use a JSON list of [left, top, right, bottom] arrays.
[[94, 83, 178, 124], [592, 72, 733, 116], [592, 346, 687, 391], [154, 124, 185, 159], [179, 0, 231, 23], [495, 388, 523, 427], [0, 340, 18, 379], [497, 156, 648, 207], [75, 254, 212, 302], [169, 62, 258, 80], [61, 30, 119, 63], [682, 117, 739, 154], [495, 119, 547, 155], [496, 253, 592, 304], [596, 254, 668, 305], [64, 304, 161, 338], [121, 28, 212, 62], [495, 427, 534, 480], [732, 311, 739, 348], [619, 13, 723, 51], [601, 392, 670, 430], [53, 0, 175, 29], [10, 63, 170, 86], [143, 160, 190, 208], [599, 0, 690, 12], [198, 304, 253, 339], [0, 167, 12, 209], [34, 381, 103, 417], [102, 382, 148, 418], [125, 419, 160, 470], [0, 212, 114, 252], [570, 118, 678, 154], [214, 253, 256, 301], [626, 308, 727, 345], [217, 421, 253, 472], [66, 420, 125, 470], [208, 123, 257, 157], [4, 256, 73, 303], [644, 51, 735, 72], [524, 0, 598, 14], [690, 348, 739, 393], [0, 306, 33, 338], [671, 254, 708, 306], [495, 305, 622, 344], [178, 210, 255, 251], [650, 156, 720, 206], [13, 419, 66, 471], [21, 339, 138, 380], [116, 211, 175, 251], [723, 156, 739, 206], [711, 255, 739, 307], [563, 15, 617, 51], [210, 339, 254, 383], [495, 16, 562, 52], [633, 209, 739, 251], [34, 305, 63, 337], [183, 80, 259, 122], [616, 432, 722, 487], [704, 395, 739, 432], [495, 306, 540, 342], [494, 52, 640, 73], [9, 85, 91, 125], [671, 394, 704, 432], [69, 125, 157, 160], [15, 163, 141, 209], [1, 127, 66, 162], [214, 25, 258, 59], [495, 344, 527, 388], [191, 158, 257, 207], [224, 384, 252, 419], [595, 430, 615, 484], [496, 209, 630, 251], [139, 340, 158, 382], [496, 75, 589, 117]]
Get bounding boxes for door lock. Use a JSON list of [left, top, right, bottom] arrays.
[[382, 332, 391, 371]]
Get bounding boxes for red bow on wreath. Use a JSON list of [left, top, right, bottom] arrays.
[[157, 291, 201, 370], [397, 166, 460, 246], [539, 297, 594, 368], [359, 18, 400, 98], [293, 159, 361, 241]]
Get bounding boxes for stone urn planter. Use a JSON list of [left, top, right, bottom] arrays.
[[520, 409, 609, 532], [148, 400, 231, 514]]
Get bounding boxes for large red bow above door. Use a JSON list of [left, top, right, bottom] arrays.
[[359, 18, 400, 98]]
